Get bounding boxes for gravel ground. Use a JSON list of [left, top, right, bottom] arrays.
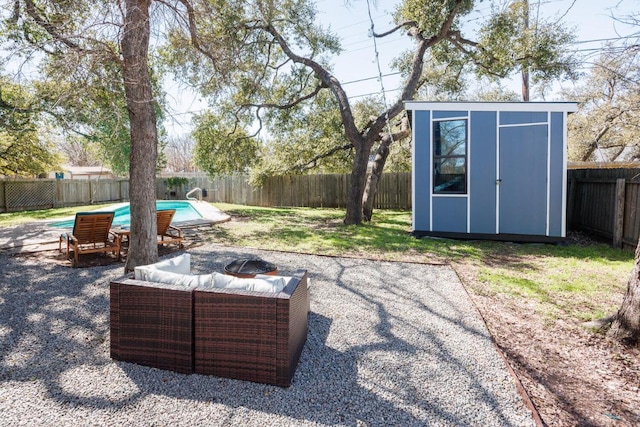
[[0, 244, 536, 427]]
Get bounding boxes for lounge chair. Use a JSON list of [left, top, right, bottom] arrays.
[[156, 209, 183, 248], [111, 210, 184, 257], [59, 212, 120, 267]]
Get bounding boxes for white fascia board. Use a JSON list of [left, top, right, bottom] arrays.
[[404, 101, 578, 113]]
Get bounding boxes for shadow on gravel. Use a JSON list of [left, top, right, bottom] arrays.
[[0, 246, 533, 426]]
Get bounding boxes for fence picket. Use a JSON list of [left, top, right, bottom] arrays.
[[0, 173, 412, 213], [568, 169, 640, 250], [5, 169, 640, 250]]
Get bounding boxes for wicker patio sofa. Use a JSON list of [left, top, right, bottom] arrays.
[[109, 254, 310, 387]]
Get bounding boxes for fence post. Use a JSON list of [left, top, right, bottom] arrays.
[[613, 178, 626, 249], [1, 181, 5, 213], [567, 177, 576, 230]]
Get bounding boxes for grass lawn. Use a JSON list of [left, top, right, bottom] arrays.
[[209, 203, 633, 324], [0, 202, 633, 322], [0, 204, 114, 226]]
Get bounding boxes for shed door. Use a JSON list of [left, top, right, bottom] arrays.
[[498, 125, 548, 235]]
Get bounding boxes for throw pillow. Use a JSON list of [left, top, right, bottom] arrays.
[[251, 276, 286, 293], [134, 253, 191, 280], [143, 268, 211, 289], [210, 272, 237, 288]]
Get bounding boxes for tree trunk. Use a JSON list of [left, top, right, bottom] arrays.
[[362, 117, 410, 222], [344, 142, 373, 225], [521, 0, 530, 102], [122, 0, 159, 272], [609, 237, 640, 344], [362, 139, 391, 222]]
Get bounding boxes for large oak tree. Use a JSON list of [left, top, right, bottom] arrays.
[[167, 0, 576, 224], [3, 0, 170, 270]]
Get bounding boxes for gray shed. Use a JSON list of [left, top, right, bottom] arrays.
[[405, 101, 578, 242]]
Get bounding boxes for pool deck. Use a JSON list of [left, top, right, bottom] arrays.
[[0, 201, 231, 254]]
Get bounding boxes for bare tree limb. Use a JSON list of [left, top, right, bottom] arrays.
[[242, 82, 326, 111], [259, 22, 364, 146], [371, 20, 418, 38], [286, 142, 355, 173], [23, 0, 83, 51], [580, 109, 626, 161]]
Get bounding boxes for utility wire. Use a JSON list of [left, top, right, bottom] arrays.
[[336, 32, 638, 98], [341, 71, 403, 86], [366, 0, 395, 145]]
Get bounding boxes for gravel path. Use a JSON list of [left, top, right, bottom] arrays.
[[0, 244, 536, 426]]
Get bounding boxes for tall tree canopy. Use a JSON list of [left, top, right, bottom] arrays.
[[1, 0, 170, 270], [566, 46, 640, 163], [1, 2, 168, 176], [0, 77, 60, 175], [166, 0, 576, 224]]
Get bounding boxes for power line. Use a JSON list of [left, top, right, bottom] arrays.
[[339, 29, 638, 57], [341, 71, 403, 86], [337, 40, 637, 94], [348, 87, 402, 101], [366, 0, 395, 145], [573, 35, 639, 45], [332, 25, 638, 95], [331, 0, 638, 58]]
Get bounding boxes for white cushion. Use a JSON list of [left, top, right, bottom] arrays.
[[143, 268, 211, 289], [210, 272, 237, 288], [256, 274, 291, 290], [134, 253, 191, 280], [221, 276, 286, 293], [251, 276, 286, 293], [201, 274, 286, 293], [224, 277, 255, 290]]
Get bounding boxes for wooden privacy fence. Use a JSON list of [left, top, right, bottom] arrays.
[[568, 168, 640, 250], [0, 179, 130, 212], [0, 173, 412, 212], [181, 173, 412, 209], [5, 169, 640, 250]]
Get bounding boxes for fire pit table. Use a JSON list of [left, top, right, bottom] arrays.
[[224, 258, 278, 278]]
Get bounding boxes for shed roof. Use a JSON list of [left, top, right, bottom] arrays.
[[404, 101, 578, 113]]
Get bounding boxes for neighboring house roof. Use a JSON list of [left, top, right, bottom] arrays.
[[48, 165, 115, 179], [60, 165, 113, 175]]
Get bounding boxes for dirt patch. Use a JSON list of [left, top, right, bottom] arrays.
[[454, 260, 640, 427], [13, 236, 203, 268]]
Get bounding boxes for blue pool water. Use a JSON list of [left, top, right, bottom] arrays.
[[50, 201, 203, 228]]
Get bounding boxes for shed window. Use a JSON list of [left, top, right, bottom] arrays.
[[433, 119, 467, 194]]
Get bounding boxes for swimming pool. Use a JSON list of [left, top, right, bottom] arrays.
[[50, 200, 204, 228]]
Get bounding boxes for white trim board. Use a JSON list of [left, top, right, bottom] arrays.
[[405, 101, 578, 113]]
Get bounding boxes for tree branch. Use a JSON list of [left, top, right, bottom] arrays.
[[242, 82, 326, 111], [365, 4, 464, 143], [371, 20, 417, 38], [0, 90, 32, 115], [175, 0, 201, 51], [23, 0, 83, 51], [286, 142, 355, 173], [260, 23, 364, 146], [580, 109, 626, 161]]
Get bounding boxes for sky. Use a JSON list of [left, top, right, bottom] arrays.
[[163, 0, 639, 137]]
